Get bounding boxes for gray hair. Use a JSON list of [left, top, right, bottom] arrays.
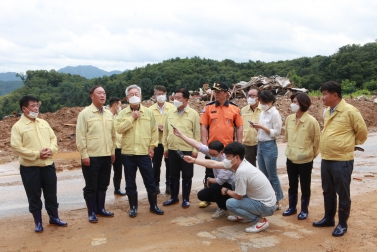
[[125, 84, 142, 96]]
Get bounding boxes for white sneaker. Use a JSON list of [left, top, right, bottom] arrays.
[[212, 208, 228, 219], [275, 204, 282, 211], [227, 215, 250, 223], [245, 218, 269, 233]]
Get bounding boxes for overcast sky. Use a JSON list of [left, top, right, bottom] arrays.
[[1, 0, 376, 73]]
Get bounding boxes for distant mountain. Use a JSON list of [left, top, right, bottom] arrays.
[[0, 80, 24, 96], [57, 65, 123, 79], [0, 72, 21, 81]]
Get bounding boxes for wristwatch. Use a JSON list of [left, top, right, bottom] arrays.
[[224, 188, 229, 194]]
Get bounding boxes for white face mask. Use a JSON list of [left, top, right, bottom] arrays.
[[156, 95, 166, 103], [223, 156, 236, 169], [25, 107, 39, 119], [173, 100, 183, 108], [117, 106, 122, 113], [247, 97, 256, 105], [290, 103, 300, 113], [210, 152, 221, 161], [129, 96, 141, 105], [260, 104, 270, 112]]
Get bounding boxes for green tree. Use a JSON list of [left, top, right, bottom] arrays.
[[341, 79, 356, 94], [139, 78, 154, 99], [289, 70, 302, 87], [363, 79, 377, 91]]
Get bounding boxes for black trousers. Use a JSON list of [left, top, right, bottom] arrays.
[[82, 156, 112, 199], [204, 155, 214, 186], [168, 150, 193, 181], [152, 143, 170, 185], [20, 164, 58, 213], [112, 148, 123, 189], [286, 159, 313, 197], [197, 182, 233, 209], [321, 159, 353, 208], [244, 144, 258, 167], [122, 155, 156, 196]]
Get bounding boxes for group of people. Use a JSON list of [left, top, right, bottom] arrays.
[[10, 80, 367, 238]]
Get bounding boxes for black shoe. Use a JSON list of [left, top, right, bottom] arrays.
[[163, 179, 179, 205], [128, 194, 138, 218], [85, 197, 98, 223], [97, 191, 114, 217], [332, 206, 350, 237], [182, 180, 192, 209], [332, 223, 347, 236], [313, 198, 336, 227], [148, 193, 164, 215], [114, 189, 126, 196], [298, 197, 310, 220], [47, 208, 67, 227], [282, 194, 297, 216], [163, 198, 179, 206], [150, 205, 164, 215], [32, 211, 44, 233], [129, 206, 137, 218], [313, 217, 335, 227]]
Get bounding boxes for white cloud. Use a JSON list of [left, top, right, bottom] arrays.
[[0, 0, 376, 73]]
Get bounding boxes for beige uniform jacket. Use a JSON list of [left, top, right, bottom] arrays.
[[76, 103, 116, 159], [114, 104, 158, 155], [163, 105, 201, 152], [11, 115, 58, 167], [241, 104, 261, 146], [150, 101, 175, 144], [320, 99, 368, 161], [285, 112, 320, 164]]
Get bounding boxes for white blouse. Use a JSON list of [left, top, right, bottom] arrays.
[[257, 106, 282, 142]]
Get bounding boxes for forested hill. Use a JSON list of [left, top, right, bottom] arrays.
[[1, 41, 377, 119]]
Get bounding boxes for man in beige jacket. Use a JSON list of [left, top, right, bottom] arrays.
[[11, 95, 67, 232], [313, 81, 367, 237], [76, 86, 116, 223]]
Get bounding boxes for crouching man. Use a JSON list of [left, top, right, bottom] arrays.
[[11, 95, 67, 232], [183, 142, 276, 233]]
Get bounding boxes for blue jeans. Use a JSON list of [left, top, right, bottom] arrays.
[[257, 140, 284, 202], [226, 197, 276, 224], [122, 155, 156, 196]]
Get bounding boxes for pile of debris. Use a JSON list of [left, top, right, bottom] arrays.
[[231, 75, 308, 99], [188, 83, 212, 101], [353, 95, 377, 104], [189, 75, 307, 102]]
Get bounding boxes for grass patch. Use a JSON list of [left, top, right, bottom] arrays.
[[308, 89, 374, 98], [308, 90, 321, 96]]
